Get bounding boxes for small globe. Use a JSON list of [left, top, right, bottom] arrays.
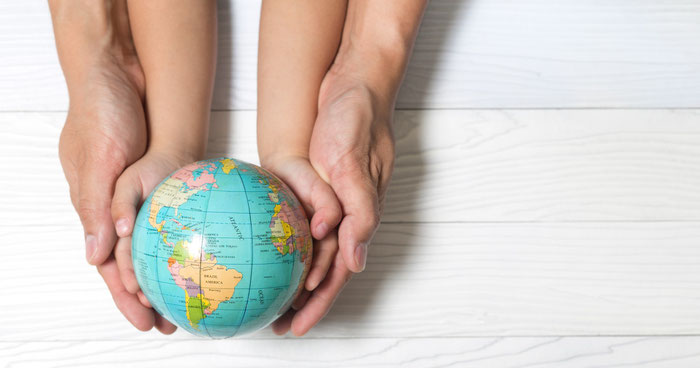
[[131, 157, 312, 338]]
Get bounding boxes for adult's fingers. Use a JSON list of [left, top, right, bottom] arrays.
[[331, 168, 380, 273], [97, 256, 155, 332], [111, 166, 144, 238], [77, 162, 121, 265], [291, 289, 311, 311], [290, 252, 353, 336], [271, 308, 295, 335]]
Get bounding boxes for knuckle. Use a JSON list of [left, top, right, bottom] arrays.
[[360, 207, 381, 232], [77, 200, 101, 224]]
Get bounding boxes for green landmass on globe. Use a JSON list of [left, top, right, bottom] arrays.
[[131, 157, 312, 338]]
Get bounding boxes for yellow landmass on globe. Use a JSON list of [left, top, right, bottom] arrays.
[[270, 204, 295, 254], [180, 255, 243, 321], [219, 158, 237, 174]]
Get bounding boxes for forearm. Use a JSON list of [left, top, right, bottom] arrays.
[[257, 0, 347, 166], [48, 0, 138, 98], [332, 1, 427, 107], [126, 0, 217, 161]]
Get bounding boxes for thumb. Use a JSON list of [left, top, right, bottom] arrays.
[[77, 164, 119, 265], [332, 171, 380, 273], [111, 165, 144, 239]]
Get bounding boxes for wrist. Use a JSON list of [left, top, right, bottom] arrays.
[[50, 0, 139, 92], [146, 144, 204, 168], [259, 149, 308, 172], [331, 37, 410, 109]]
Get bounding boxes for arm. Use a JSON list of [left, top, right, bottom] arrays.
[[257, 0, 347, 164], [49, 0, 164, 332], [124, 0, 217, 161], [313, 0, 427, 272], [104, 0, 218, 333], [49, 0, 146, 265], [285, 0, 428, 336], [257, 0, 348, 336], [50, 0, 218, 333]]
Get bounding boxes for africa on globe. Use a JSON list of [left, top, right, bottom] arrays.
[[131, 157, 312, 338]]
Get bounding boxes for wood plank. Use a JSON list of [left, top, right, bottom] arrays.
[[2, 1, 700, 111], [3, 110, 700, 223], [2, 222, 700, 340], [4, 337, 700, 367]]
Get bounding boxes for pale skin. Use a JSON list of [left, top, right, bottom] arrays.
[[49, 0, 216, 333], [50, 0, 425, 336], [259, 0, 427, 336]]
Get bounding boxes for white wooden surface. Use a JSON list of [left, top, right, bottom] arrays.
[[2, 1, 700, 110], [2, 0, 700, 367], [5, 337, 700, 368]]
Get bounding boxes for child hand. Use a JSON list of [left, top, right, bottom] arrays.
[[104, 149, 201, 333], [260, 155, 349, 336]]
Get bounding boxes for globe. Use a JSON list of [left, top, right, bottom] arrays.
[[131, 157, 312, 338]]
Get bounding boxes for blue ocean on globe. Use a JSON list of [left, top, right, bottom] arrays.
[[131, 157, 312, 338]]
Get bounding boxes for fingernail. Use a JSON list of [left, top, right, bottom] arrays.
[[85, 234, 97, 264], [354, 242, 368, 272], [115, 218, 129, 237], [315, 223, 329, 238]]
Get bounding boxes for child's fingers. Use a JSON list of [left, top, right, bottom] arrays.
[[114, 236, 140, 294], [136, 290, 152, 308], [305, 230, 338, 291], [154, 314, 177, 335], [111, 166, 144, 238], [97, 256, 155, 332]]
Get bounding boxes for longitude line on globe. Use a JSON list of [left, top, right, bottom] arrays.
[[196, 163, 223, 338], [232, 161, 256, 335], [153, 174, 187, 331]]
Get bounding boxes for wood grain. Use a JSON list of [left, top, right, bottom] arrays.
[[3, 221, 700, 340], [4, 110, 700, 224], [2, 1, 700, 111], [4, 337, 700, 367]]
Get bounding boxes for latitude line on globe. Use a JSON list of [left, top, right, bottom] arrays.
[[133, 249, 297, 267]]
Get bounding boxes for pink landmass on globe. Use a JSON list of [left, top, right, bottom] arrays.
[[172, 162, 219, 190]]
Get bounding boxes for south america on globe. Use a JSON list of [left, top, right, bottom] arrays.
[[131, 157, 312, 338]]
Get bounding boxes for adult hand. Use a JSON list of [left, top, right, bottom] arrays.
[[59, 55, 178, 333], [311, 68, 396, 274], [270, 67, 396, 336], [58, 54, 147, 266]]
